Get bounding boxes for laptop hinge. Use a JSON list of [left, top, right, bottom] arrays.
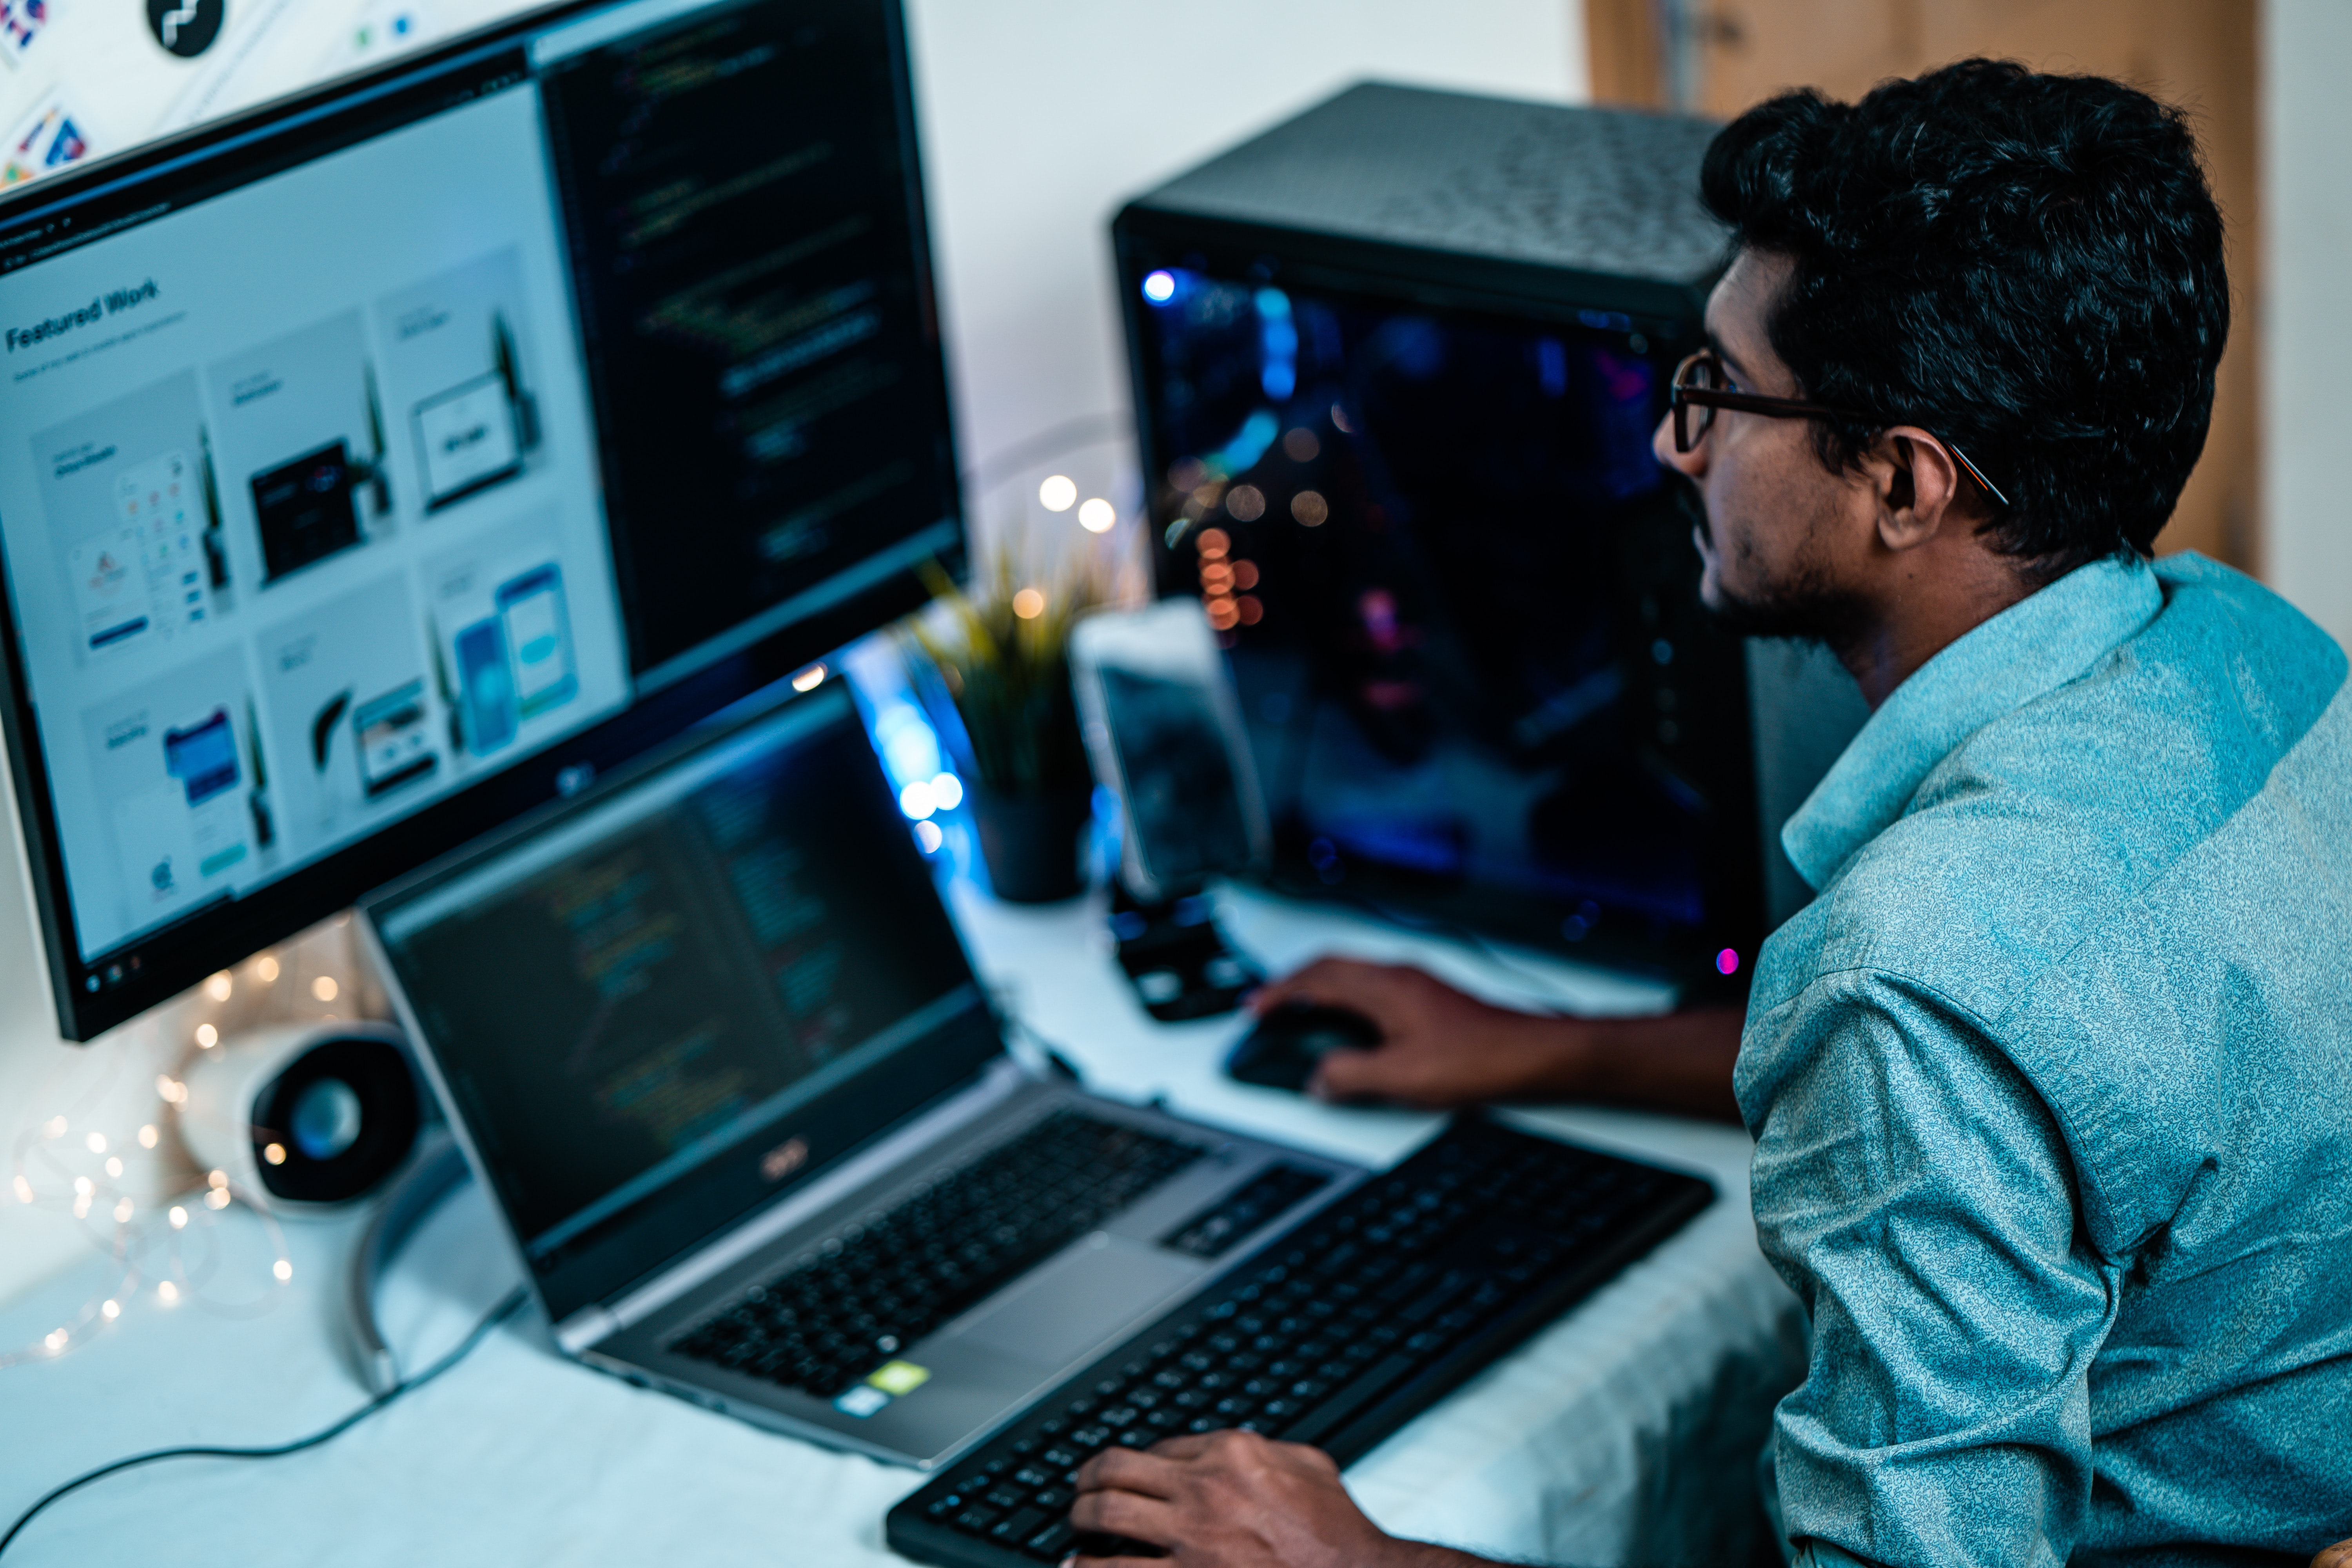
[[555, 1304, 622, 1356], [586, 1056, 1033, 1345]]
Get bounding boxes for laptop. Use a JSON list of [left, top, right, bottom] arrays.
[[357, 679, 1363, 1468]]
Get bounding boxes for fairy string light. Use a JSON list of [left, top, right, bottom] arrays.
[[3, 1068, 292, 1370]]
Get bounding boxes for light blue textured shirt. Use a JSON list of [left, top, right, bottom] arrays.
[[1737, 552, 2352, 1567]]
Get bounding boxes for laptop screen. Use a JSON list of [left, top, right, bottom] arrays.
[[368, 684, 998, 1317]]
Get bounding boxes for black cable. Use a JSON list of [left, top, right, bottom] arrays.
[[0, 1285, 529, 1560], [960, 412, 1130, 499]]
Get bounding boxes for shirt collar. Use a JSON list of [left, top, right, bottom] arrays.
[[1781, 552, 2165, 891]]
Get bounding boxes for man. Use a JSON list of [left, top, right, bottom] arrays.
[[1064, 60, 2352, 1567]]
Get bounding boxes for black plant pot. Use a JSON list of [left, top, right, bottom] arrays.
[[967, 784, 1092, 903]]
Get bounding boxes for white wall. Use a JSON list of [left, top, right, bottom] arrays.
[[904, 0, 1586, 482], [2263, 0, 2352, 650], [0, 2, 1584, 1305]]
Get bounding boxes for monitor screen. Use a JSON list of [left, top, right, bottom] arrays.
[[1124, 263, 1761, 982], [369, 684, 987, 1308], [0, 0, 961, 1037]]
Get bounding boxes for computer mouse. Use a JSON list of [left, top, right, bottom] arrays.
[[1225, 1002, 1384, 1093]]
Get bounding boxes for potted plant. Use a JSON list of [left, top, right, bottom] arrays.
[[905, 549, 1107, 902]]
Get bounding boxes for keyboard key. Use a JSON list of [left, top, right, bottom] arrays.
[[1025, 1519, 1076, 1557], [993, 1508, 1048, 1543]]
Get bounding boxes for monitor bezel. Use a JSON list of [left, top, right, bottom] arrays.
[[0, 0, 962, 1040]]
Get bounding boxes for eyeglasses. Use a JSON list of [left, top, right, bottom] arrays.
[[1669, 348, 2011, 509]]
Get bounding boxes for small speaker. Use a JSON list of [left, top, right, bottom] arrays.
[[178, 1021, 421, 1209]]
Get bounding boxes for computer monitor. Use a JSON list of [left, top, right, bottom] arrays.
[[1113, 87, 1767, 988], [0, 0, 962, 1039]]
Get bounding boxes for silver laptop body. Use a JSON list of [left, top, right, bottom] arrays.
[[357, 681, 1360, 1468]]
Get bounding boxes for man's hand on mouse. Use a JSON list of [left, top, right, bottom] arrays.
[[1248, 957, 1749, 1122], [1060, 1429, 1485, 1568], [1245, 958, 1586, 1108]]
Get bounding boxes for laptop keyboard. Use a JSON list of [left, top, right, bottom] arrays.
[[884, 1115, 1712, 1567], [668, 1110, 1207, 1399]]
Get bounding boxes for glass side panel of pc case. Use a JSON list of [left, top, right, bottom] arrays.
[[1123, 261, 1761, 984]]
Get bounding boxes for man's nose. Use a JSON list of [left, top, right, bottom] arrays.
[[1652, 410, 1701, 478]]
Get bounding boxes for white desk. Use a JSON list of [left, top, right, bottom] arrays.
[[0, 877, 1804, 1567]]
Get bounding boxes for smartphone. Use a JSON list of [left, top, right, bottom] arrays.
[[495, 564, 577, 719], [454, 617, 517, 756], [1070, 597, 1271, 904]]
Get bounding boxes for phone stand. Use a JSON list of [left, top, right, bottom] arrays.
[[1108, 883, 1260, 1022]]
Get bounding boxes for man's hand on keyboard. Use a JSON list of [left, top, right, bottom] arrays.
[[1250, 958, 1745, 1122], [1063, 1429, 1481, 1568]]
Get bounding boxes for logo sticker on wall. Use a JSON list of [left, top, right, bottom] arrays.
[[146, 0, 225, 57]]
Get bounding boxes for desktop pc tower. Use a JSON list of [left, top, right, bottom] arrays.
[[1113, 83, 1866, 987]]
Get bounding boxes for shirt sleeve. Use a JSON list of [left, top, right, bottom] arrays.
[[1739, 971, 2122, 1568]]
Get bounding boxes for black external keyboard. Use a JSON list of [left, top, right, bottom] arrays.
[[885, 1114, 1713, 1567], [669, 1110, 1206, 1399]]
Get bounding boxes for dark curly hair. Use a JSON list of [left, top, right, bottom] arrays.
[[1699, 58, 2228, 579]]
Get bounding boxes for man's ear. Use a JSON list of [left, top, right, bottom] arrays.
[[1864, 428, 1970, 553]]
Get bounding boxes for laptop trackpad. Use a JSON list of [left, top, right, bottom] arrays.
[[952, 1234, 1198, 1369]]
